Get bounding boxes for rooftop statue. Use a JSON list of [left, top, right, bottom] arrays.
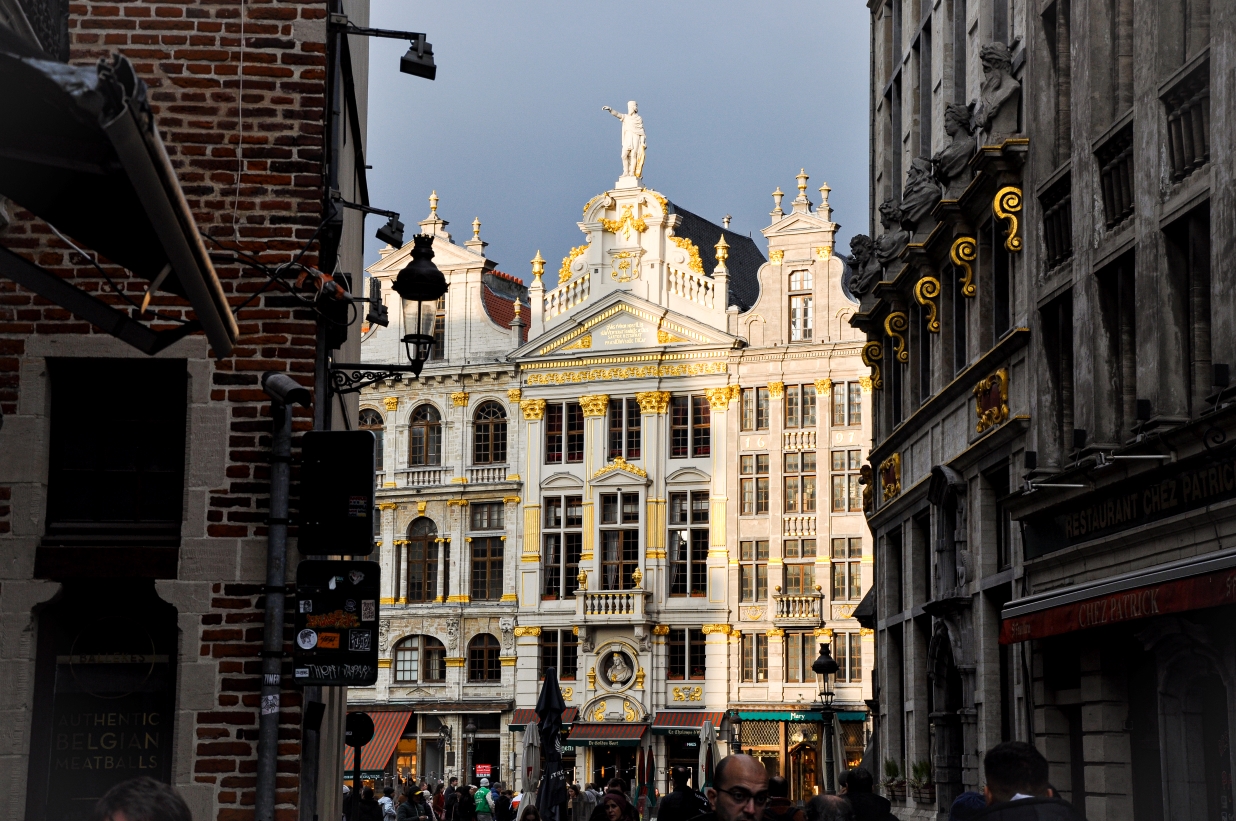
[[603, 101, 647, 181]]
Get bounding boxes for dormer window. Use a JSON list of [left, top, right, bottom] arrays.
[[789, 270, 813, 341]]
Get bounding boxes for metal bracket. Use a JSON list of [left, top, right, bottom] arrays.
[[330, 362, 420, 394]]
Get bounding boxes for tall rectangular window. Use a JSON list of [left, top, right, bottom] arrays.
[[739, 540, 769, 602], [45, 359, 187, 547], [430, 296, 446, 360], [952, 262, 969, 375], [741, 388, 772, 431], [832, 386, 847, 426], [989, 219, 1012, 339], [848, 382, 862, 425], [784, 539, 817, 595], [833, 632, 863, 682], [831, 450, 863, 513], [756, 388, 770, 430], [470, 502, 503, 531], [600, 492, 639, 589], [831, 537, 863, 600], [740, 633, 769, 682], [671, 395, 711, 457], [741, 454, 771, 515], [545, 402, 584, 464], [470, 538, 504, 601], [668, 628, 707, 680], [782, 451, 817, 513], [1164, 205, 1212, 416], [1098, 253, 1138, 441], [786, 631, 814, 683], [790, 296, 814, 341], [669, 491, 709, 596], [784, 384, 818, 428], [741, 389, 756, 430], [692, 396, 711, 456], [831, 382, 862, 426], [543, 495, 583, 598], [608, 398, 641, 459], [539, 629, 578, 680]]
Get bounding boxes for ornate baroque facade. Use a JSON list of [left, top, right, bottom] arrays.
[[352, 164, 874, 796]]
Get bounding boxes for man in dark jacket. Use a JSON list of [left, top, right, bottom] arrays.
[[840, 769, 894, 821], [657, 766, 711, 821], [974, 742, 1086, 820], [761, 777, 805, 821]]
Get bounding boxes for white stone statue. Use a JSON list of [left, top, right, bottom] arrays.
[[606, 651, 633, 684], [603, 101, 646, 180]]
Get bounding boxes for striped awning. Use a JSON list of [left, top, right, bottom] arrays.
[[566, 723, 648, 748], [508, 707, 578, 731], [650, 711, 725, 736], [342, 712, 413, 772]]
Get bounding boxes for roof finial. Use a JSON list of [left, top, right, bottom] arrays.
[[531, 250, 546, 284], [715, 234, 730, 264], [818, 182, 832, 220], [472, 216, 481, 240], [513, 298, 522, 317], [429, 190, 439, 217], [771, 187, 785, 219], [797, 168, 808, 194]]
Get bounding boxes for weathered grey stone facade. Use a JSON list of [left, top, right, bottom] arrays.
[[862, 0, 1235, 819]]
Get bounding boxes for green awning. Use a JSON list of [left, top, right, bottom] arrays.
[[837, 712, 868, 721], [737, 711, 823, 721]]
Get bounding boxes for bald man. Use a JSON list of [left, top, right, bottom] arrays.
[[692, 755, 770, 821]]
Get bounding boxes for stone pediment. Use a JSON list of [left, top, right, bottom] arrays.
[[366, 234, 487, 278], [542, 472, 584, 489], [763, 212, 835, 238], [517, 293, 737, 358]]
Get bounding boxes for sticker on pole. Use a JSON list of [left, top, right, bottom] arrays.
[[294, 560, 381, 686]]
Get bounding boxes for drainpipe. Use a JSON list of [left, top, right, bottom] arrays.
[[257, 373, 312, 821]]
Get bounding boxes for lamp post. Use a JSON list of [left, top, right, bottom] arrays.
[[464, 720, 477, 785], [727, 710, 743, 756], [439, 724, 453, 781], [812, 641, 839, 794]]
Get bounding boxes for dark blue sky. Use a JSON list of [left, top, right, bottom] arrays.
[[364, 0, 870, 288]]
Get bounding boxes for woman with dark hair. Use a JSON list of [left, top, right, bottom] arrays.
[[599, 792, 637, 821], [521, 807, 543, 821]]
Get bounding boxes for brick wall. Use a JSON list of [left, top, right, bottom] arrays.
[[198, 583, 301, 821], [0, 1, 340, 819]]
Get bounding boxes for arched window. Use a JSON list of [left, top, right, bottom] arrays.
[[473, 401, 507, 464], [393, 635, 447, 683], [400, 518, 439, 602], [409, 404, 442, 466], [468, 633, 501, 682], [359, 408, 385, 471]]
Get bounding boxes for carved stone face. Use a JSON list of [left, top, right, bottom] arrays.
[[944, 104, 971, 136], [878, 200, 903, 228], [980, 43, 1013, 75]]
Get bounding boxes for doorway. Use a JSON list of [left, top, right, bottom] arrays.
[[928, 625, 964, 812], [592, 748, 636, 786]]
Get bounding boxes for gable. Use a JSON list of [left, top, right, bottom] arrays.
[[525, 296, 736, 357]]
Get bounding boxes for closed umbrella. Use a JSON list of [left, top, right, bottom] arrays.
[[516, 723, 541, 821], [698, 721, 715, 789], [635, 746, 646, 819], [535, 668, 569, 821], [644, 747, 658, 817]]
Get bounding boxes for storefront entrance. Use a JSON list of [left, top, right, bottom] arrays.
[[592, 748, 637, 785], [666, 736, 701, 790]]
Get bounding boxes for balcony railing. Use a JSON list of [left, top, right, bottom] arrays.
[[774, 593, 823, 622], [544, 270, 592, 319], [782, 515, 817, 536], [396, 467, 452, 487], [783, 430, 817, 451], [467, 466, 510, 484], [1161, 54, 1210, 183], [666, 266, 715, 308], [1096, 119, 1134, 228], [577, 589, 648, 619]]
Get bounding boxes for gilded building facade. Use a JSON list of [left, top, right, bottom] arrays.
[[351, 161, 875, 799], [861, 0, 1235, 819]]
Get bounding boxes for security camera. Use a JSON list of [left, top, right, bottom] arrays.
[[365, 277, 389, 327], [261, 372, 313, 408]]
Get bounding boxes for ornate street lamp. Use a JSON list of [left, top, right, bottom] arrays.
[[464, 720, 477, 784], [330, 233, 448, 393], [439, 724, 453, 781], [812, 641, 840, 794]]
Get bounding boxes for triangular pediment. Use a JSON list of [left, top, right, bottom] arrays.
[[763, 212, 835, 238], [366, 234, 488, 277], [518, 293, 738, 358]]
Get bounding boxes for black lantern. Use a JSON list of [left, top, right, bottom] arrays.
[[812, 641, 839, 705], [392, 233, 448, 376], [727, 709, 743, 754]]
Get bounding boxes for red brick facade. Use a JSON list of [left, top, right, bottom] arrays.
[[0, 1, 351, 819]]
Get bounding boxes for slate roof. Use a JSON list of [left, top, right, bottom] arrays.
[[670, 203, 766, 311], [481, 284, 528, 342]]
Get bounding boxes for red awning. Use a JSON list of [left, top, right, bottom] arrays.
[[508, 707, 578, 730], [343, 712, 413, 771], [566, 724, 648, 748], [1000, 555, 1236, 643], [650, 711, 725, 736]]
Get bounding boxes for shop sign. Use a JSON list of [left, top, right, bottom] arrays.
[[1024, 452, 1236, 558], [737, 711, 823, 721], [584, 739, 642, 747], [1000, 564, 1236, 644], [294, 560, 381, 686], [476, 764, 492, 777]]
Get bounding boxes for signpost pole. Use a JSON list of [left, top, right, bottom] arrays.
[[353, 747, 362, 821], [346, 713, 375, 821]]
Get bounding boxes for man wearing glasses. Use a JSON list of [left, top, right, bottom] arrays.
[[692, 755, 771, 821]]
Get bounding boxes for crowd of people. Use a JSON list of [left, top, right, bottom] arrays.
[[338, 741, 1082, 821]]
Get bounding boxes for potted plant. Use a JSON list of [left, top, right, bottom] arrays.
[[882, 759, 906, 801], [909, 760, 935, 804]]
